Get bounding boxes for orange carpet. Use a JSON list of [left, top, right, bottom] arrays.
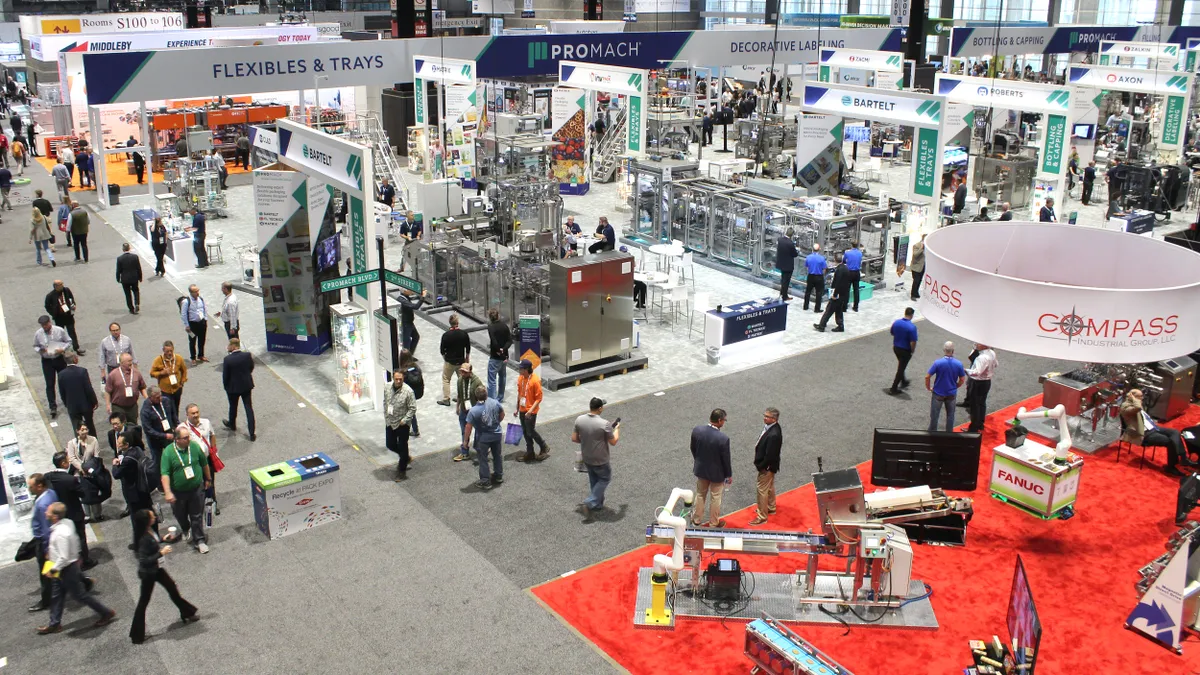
[[531, 395, 1200, 675], [33, 155, 252, 189]]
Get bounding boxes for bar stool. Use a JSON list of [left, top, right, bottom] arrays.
[[206, 232, 224, 264]]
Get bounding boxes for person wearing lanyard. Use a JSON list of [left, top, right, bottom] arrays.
[[104, 353, 146, 423], [926, 342, 967, 432], [149, 340, 188, 412], [180, 285, 208, 365], [516, 359, 550, 462], [34, 316, 71, 420], [140, 386, 179, 469], [98, 322, 136, 378], [964, 343, 997, 432], [184, 403, 222, 516], [888, 308, 919, 395], [160, 425, 211, 554], [399, 211, 423, 274], [217, 282, 240, 339], [843, 242, 863, 312], [186, 209, 208, 269]]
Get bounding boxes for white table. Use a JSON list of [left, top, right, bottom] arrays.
[[647, 243, 685, 272], [634, 271, 668, 285]]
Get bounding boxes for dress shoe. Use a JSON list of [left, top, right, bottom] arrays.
[[118, 508, 129, 518], [28, 602, 48, 612], [436, 399, 452, 406], [50, 409, 58, 419], [831, 327, 845, 332], [222, 419, 236, 431], [76, 349, 86, 356], [1166, 467, 1186, 477], [249, 433, 256, 442], [94, 610, 117, 627], [812, 323, 825, 332], [888, 388, 901, 395], [81, 558, 98, 571], [36, 624, 62, 635], [749, 515, 768, 525]]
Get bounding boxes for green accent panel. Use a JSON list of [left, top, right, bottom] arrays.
[[250, 462, 302, 489]]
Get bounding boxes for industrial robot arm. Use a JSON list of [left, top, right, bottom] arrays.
[[1016, 405, 1071, 462], [652, 488, 695, 578]]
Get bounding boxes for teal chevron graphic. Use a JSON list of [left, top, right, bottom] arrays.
[[527, 42, 548, 69], [1045, 90, 1070, 106], [292, 183, 306, 209], [627, 73, 643, 90], [1166, 45, 1179, 56], [1166, 75, 1188, 90], [345, 154, 363, 190], [461, 64, 471, 78], [577, 94, 586, 109], [915, 100, 941, 121], [886, 55, 901, 67]]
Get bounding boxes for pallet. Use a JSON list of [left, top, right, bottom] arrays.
[[541, 355, 649, 391]]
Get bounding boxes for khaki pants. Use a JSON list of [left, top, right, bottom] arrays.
[[693, 478, 725, 526], [442, 361, 457, 401], [756, 470, 777, 519]]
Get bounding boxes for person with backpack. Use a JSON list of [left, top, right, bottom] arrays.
[[10, 136, 25, 175], [399, 348, 423, 438], [112, 428, 157, 549], [78, 449, 112, 525]]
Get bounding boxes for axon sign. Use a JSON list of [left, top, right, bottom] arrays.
[[1106, 73, 1144, 85]]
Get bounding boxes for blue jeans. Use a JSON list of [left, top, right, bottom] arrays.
[[457, 409, 469, 455], [49, 560, 111, 627], [35, 239, 54, 265], [488, 358, 507, 401], [585, 463, 612, 509], [929, 393, 956, 432], [477, 437, 503, 482]]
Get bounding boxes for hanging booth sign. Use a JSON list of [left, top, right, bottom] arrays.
[[818, 48, 903, 74], [1098, 40, 1180, 65], [1068, 65, 1191, 156], [413, 54, 477, 86], [795, 113, 843, 197], [551, 87, 588, 194], [559, 60, 649, 156]]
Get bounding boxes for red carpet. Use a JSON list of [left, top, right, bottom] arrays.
[[532, 396, 1200, 674]]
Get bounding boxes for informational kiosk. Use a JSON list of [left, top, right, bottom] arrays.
[[799, 82, 947, 232]]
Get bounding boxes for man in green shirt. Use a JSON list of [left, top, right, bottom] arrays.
[[161, 424, 211, 553]]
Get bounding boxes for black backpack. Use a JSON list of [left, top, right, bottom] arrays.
[[133, 447, 158, 494], [403, 365, 424, 400], [79, 455, 112, 505]]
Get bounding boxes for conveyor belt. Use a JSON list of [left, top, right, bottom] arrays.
[[646, 524, 832, 554]]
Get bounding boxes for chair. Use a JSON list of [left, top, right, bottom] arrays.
[[688, 291, 712, 337], [667, 285, 690, 326], [678, 251, 696, 288], [1115, 415, 1161, 469], [650, 271, 679, 317], [206, 232, 224, 264]]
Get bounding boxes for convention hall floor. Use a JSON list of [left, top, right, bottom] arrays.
[[0, 155, 1113, 674]]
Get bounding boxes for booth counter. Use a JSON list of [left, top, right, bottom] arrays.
[[250, 452, 342, 540], [704, 297, 788, 363], [131, 208, 197, 274], [1108, 209, 1156, 236]]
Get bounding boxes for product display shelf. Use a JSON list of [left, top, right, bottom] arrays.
[[331, 303, 375, 414]]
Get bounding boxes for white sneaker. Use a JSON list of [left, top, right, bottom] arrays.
[[197, 542, 209, 554]]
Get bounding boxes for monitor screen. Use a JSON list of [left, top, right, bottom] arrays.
[[1072, 124, 1094, 139], [1006, 555, 1042, 674], [871, 428, 982, 490], [315, 236, 341, 274], [844, 125, 872, 143]]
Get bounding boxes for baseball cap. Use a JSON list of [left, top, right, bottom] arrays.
[[590, 397, 605, 410], [519, 359, 533, 371]]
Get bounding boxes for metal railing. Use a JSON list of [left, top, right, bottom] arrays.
[[592, 107, 628, 183], [288, 112, 410, 211]]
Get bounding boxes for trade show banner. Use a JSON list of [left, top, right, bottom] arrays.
[[1098, 40, 1179, 66], [559, 60, 647, 156], [818, 48, 903, 73], [253, 166, 332, 355], [802, 84, 942, 127], [1040, 114, 1068, 177], [920, 222, 1200, 363], [306, 179, 334, 254], [875, 69, 903, 90], [1070, 87, 1102, 166], [943, 102, 974, 144], [795, 113, 843, 197], [935, 74, 1070, 114], [551, 86, 589, 195], [1067, 66, 1189, 95], [27, 12, 186, 36], [28, 25, 322, 63], [82, 28, 904, 104], [912, 128, 940, 199], [442, 84, 479, 185]]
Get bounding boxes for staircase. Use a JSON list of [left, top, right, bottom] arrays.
[[351, 113, 411, 212], [592, 106, 628, 184]]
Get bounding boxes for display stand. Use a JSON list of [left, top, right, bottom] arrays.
[[989, 439, 1082, 519], [703, 297, 788, 364], [330, 303, 375, 413], [250, 452, 342, 540], [1128, 522, 1200, 653]]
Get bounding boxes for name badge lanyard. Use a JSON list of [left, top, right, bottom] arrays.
[[164, 356, 178, 385], [175, 443, 195, 480], [154, 403, 170, 431], [120, 367, 134, 399]]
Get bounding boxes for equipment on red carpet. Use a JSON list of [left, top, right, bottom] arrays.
[[1177, 474, 1200, 525], [964, 556, 1041, 674], [704, 558, 743, 602], [870, 428, 982, 490], [1128, 521, 1200, 653], [745, 614, 853, 675], [1004, 426, 1027, 449], [638, 470, 958, 629]]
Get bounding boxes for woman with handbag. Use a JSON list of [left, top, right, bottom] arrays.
[[30, 206, 55, 266], [56, 195, 72, 247], [129, 509, 199, 644]]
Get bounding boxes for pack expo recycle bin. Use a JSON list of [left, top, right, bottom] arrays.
[[250, 453, 342, 540]]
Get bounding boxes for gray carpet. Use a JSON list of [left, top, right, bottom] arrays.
[[401, 322, 1074, 589], [0, 164, 612, 674]]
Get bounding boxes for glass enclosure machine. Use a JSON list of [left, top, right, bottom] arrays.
[[627, 158, 701, 245]]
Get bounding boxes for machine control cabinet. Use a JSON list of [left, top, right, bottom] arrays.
[[549, 251, 634, 372]]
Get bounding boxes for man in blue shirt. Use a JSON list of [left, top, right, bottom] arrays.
[[588, 216, 616, 254], [180, 284, 209, 364], [28, 473, 58, 611], [843, 242, 863, 312], [463, 385, 506, 490], [378, 177, 396, 207], [925, 341, 967, 432], [802, 244, 826, 312], [187, 208, 208, 268], [399, 210, 423, 273], [1039, 197, 1056, 223], [775, 228, 798, 301], [889, 307, 918, 395]]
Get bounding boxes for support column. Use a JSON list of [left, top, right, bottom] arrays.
[[906, 0, 930, 64], [1047, 0, 1063, 25], [1168, 0, 1184, 25], [847, 0, 860, 13], [765, 0, 778, 25]]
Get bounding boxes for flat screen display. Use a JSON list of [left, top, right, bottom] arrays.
[[1006, 555, 1042, 674], [871, 428, 982, 490], [844, 125, 871, 143], [1072, 124, 1094, 139], [315, 235, 341, 273]]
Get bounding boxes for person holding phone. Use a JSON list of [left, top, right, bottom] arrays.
[[572, 397, 620, 521]]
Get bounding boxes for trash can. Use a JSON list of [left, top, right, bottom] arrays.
[[706, 345, 721, 365], [108, 183, 120, 205]]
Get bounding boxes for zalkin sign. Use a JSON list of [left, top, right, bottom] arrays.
[[921, 222, 1200, 363]]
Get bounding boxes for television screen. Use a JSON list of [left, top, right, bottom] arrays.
[[1006, 555, 1042, 674], [315, 236, 341, 274], [1072, 124, 1094, 139], [871, 428, 982, 490], [844, 125, 872, 143]]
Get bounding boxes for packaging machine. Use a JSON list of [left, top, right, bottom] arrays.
[[636, 468, 969, 629]]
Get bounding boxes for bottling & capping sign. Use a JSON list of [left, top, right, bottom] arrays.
[[1040, 114, 1066, 175]]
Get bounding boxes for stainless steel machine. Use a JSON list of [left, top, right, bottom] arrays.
[[628, 158, 702, 245], [494, 113, 543, 136], [972, 156, 1037, 208], [734, 116, 797, 178], [488, 175, 561, 247], [475, 134, 552, 185], [549, 251, 634, 372]]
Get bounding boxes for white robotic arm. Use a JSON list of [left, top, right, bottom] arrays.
[[1016, 404, 1071, 461], [652, 488, 695, 577]]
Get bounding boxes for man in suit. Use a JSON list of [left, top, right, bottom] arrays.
[[1121, 389, 1197, 476], [140, 386, 179, 468], [775, 228, 799, 301], [814, 252, 849, 333], [690, 409, 732, 528], [1081, 161, 1097, 205], [749, 408, 782, 525], [44, 280, 83, 354], [996, 202, 1012, 221], [222, 338, 256, 442], [1038, 197, 1056, 222], [58, 351, 97, 441], [115, 243, 142, 314], [44, 452, 96, 569], [952, 180, 967, 214]]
